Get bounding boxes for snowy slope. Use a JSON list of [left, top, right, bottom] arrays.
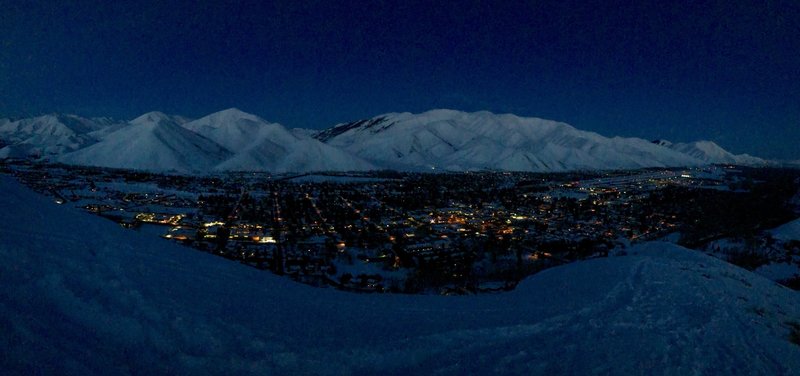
[[317, 110, 707, 171], [182, 108, 280, 151], [0, 115, 113, 158], [771, 217, 800, 241], [58, 112, 231, 174], [669, 140, 765, 165], [184, 108, 375, 172], [2, 176, 799, 375], [85, 120, 132, 141], [215, 136, 376, 173]]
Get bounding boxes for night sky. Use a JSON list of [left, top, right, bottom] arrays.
[[2, 1, 798, 159]]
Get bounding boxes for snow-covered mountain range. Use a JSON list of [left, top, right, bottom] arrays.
[[665, 140, 764, 165], [2, 175, 799, 374], [0, 108, 766, 173], [59, 112, 232, 173], [317, 110, 765, 171], [185, 109, 375, 173], [0, 114, 120, 159]]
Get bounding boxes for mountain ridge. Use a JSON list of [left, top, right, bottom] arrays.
[[0, 114, 118, 158], [58, 112, 231, 173], [1, 108, 768, 173], [316, 109, 763, 172]]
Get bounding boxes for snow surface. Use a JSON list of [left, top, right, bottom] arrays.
[[215, 137, 375, 173], [771, 217, 800, 241], [2, 175, 799, 375], [756, 262, 800, 282]]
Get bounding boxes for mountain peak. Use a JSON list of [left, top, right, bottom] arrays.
[[691, 140, 723, 149], [59, 112, 231, 173], [131, 111, 172, 125], [216, 107, 247, 115], [200, 108, 265, 125]]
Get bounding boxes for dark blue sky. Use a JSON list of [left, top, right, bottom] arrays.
[[2, 0, 798, 159]]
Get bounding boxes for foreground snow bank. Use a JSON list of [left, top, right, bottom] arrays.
[[1, 176, 799, 375]]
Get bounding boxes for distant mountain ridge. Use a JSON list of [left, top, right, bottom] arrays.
[[183, 108, 375, 173], [315, 110, 765, 171], [0, 108, 768, 173], [0, 114, 121, 159], [664, 140, 764, 166], [58, 112, 232, 173]]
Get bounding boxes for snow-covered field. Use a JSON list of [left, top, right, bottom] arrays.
[[1, 176, 799, 375]]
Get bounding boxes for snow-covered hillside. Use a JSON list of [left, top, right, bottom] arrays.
[[1, 175, 799, 375], [668, 140, 765, 165], [316, 110, 728, 171], [0, 115, 114, 158], [58, 112, 231, 173], [214, 136, 375, 173], [772, 217, 800, 242], [182, 108, 280, 151], [50, 108, 372, 174], [184, 108, 375, 172]]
